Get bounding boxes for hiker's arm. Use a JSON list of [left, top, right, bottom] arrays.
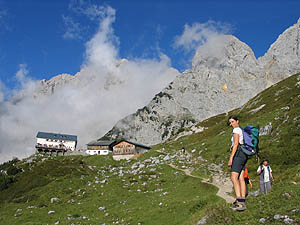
[[270, 172, 274, 181], [228, 133, 239, 166], [257, 167, 264, 175], [249, 179, 253, 188]]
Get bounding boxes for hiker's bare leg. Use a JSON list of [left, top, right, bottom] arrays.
[[239, 170, 246, 198], [231, 172, 241, 198]]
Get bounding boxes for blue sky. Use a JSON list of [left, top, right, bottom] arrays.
[[0, 0, 299, 88]]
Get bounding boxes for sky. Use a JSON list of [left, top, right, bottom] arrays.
[[0, 0, 300, 88], [0, 0, 299, 162]]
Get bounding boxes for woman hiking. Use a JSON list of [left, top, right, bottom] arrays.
[[228, 116, 248, 211]]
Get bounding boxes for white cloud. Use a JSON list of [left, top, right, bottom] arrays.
[[68, 0, 107, 20], [0, 5, 178, 163], [15, 64, 29, 82], [0, 9, 11, 32], [0, 80, 6, 103], [82, 5, 118, 70], [62, 0, 115, 40], [174, 20, 232, 52], [62, 15, 83, 40]]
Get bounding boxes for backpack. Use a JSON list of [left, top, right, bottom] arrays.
[[239, 126, 259, 156]]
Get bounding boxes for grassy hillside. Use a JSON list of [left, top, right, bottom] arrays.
[[0, 153, 221, 225], [0, 73, 300, 225], [153, 72, 300, 224]]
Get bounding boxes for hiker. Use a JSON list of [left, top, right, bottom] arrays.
[[181, 147, 186, 154], [228, 115, 248, 211], [257, 159, 274, 194], [244, 168, 252, 197]]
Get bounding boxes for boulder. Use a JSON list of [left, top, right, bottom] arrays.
[[197, 215, 208, 225], [50, 197, 61, 204], [259, 218, 266, 223]]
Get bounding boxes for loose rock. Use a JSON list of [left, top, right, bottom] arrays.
[[197, 215, 208, 225], [274, 214, 281, 220], [51, 197, 61, 203], [259, 218, 266, 223]]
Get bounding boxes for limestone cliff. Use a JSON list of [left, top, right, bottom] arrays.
[[104, 19, 300, 145]]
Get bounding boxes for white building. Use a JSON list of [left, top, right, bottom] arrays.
[[85, 140, 114, 155], [35, 132, 77, 154]]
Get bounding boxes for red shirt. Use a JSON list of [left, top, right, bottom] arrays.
[[244, 168, 250, 179]]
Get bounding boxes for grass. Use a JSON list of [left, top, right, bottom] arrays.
[[204, 182, 300, 225], [152, 73, 300, 224], [0, 153, 221, 225], [1, 73, 300, 224]]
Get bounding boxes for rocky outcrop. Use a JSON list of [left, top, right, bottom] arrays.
[[258, 18, 300, 86], [39, 73, 77, 95], [104, 19, 300, 146]]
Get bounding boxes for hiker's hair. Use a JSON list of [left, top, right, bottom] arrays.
[[260, 159, 269, 165], [227, 115, 239, 126]]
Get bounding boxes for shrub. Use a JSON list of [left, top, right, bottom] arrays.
[[6, 166, 22, 176], [0, 174, 14, 191]]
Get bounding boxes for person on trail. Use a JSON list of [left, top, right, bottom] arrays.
[[181, 147, 186, 154], [257, 159, 274, 194], [227, 115, 248, 211], [244, 168, 252, 197]]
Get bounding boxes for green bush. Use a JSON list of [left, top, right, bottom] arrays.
[[0, 174, 13, 191], [6, 166, 22, 176], [0, 157, 19, 171]]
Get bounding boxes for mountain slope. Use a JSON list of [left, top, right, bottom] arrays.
[[104, 19, 300, 146], [1, 73, 299, 225], [152, 72, 300, 224]]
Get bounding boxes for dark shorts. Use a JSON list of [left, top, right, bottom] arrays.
[[231, 147, 248, 173]]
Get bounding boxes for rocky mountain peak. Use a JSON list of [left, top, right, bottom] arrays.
[[39, 73, 76, 95], [192, 35, 257, 72], [103, 19, 300, 146], [258, 18, 300, 86]]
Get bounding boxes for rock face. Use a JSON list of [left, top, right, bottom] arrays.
[[39, 74, 77, 95], [258, 18, 300, 87], [104, 19, 300, 145]]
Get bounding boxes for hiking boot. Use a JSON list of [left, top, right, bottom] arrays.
[[230, 202, 246, 211]]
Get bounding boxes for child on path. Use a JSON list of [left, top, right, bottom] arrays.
[[257, 159, 274, 194], [244, 168, 252, 197]]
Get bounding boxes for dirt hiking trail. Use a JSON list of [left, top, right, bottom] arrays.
[[168, 164, 235, 203]]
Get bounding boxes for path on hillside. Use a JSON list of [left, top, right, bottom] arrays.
[[168, 164, 235, 204]]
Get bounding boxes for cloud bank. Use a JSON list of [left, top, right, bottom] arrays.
[[0, 5, 178, 163], [0, 2, 233, 163], [174, 20, 232, 52], [173, 20, 233, 68], [62, 0, 109, 40]]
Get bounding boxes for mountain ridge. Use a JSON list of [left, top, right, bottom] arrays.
[[103, 19, 300, 145]]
